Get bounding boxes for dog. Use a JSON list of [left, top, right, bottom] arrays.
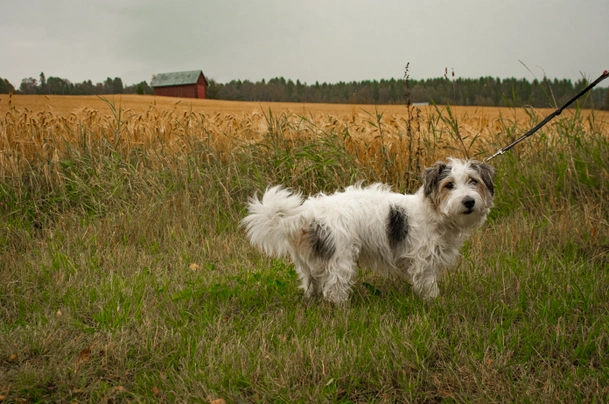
[[242, 158, 496, 303]]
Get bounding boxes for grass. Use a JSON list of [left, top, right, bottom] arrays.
[[1, 95, 609, 402]]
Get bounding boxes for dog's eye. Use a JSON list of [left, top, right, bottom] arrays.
[[469, 178, 478, 185], [444, 182, 454, 190]]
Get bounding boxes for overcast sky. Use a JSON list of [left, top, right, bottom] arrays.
[[2, 0, 608, 88]]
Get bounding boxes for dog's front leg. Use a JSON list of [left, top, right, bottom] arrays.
[[411, 261, 439, 300]]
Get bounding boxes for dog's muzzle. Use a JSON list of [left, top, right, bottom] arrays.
[[462, 196, 475, 214]]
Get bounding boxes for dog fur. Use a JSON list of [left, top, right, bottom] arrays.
[[242, 158, 496, 303]]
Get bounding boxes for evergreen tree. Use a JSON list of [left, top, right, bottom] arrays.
[[39, 72, 47, 94], [0, 78, 15, 94], [112, 77, 124, 94]]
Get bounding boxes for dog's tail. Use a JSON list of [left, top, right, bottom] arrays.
[[242, 186, 306, 258]]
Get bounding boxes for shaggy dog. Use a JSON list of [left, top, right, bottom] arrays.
[[243, 158, 496, 303]]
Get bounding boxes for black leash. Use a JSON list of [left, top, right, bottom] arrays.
[[485, 69, 609, 162]]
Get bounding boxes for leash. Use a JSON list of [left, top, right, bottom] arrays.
[[485, 69, 609, 162]]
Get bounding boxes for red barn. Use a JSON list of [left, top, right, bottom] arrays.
[[151, 70, 208, 99]]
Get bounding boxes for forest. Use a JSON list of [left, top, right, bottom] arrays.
[[2, 72, 608, 109]]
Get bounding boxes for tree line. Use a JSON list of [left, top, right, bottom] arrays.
[[207, 76, 609, 109], [0, 72, 154, 96], [1, 72, 608, 110]]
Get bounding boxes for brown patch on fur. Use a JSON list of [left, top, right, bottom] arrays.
[[469, 161, 496, 196], [475, 180, 492, 207], [432, 178, 454, 210], [422, 161, 452, 210]]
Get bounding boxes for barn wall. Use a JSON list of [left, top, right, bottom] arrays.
[[196, 83, 206, 98], [196, 74, 207, 99], [154, 85, 197, 98]]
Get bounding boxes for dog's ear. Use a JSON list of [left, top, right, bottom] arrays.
[[470, 161, 496, 195], [422, 161, 447, 197]]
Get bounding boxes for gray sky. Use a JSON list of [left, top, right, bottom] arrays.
[[2, 0, 608, 87]]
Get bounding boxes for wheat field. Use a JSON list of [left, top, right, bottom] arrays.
[[2, 94, 607, 182], [0, 93, 562, 117]]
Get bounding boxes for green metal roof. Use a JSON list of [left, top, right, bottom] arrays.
[[151, 70, 206, 87]]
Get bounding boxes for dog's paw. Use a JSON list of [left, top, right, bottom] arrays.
[[413, 280, 440, 300]]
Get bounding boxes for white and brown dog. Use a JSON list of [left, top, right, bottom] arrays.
[[243, 158, 496, 303]]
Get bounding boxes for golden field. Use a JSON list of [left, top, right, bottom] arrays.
[[1, 94, 608, 184], [3, 94, 607, 138], [2, 93, 593, 121]]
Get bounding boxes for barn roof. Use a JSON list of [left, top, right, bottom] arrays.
[[151, 70, 207, 87]]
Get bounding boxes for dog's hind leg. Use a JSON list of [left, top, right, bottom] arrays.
[[292, 253, 321, 298], [320, 260, 358, 304]]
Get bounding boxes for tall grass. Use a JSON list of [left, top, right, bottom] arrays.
[[1, 96, 608, 402]]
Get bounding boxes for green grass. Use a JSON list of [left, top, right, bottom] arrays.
[[1, 104, 609, 403]]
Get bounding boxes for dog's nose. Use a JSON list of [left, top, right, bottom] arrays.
[[462, 196, 475, 209]]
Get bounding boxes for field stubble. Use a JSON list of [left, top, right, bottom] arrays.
[[0, 94, 609, 402]]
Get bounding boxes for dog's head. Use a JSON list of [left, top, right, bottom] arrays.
[[421, 158, 496, 228]]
